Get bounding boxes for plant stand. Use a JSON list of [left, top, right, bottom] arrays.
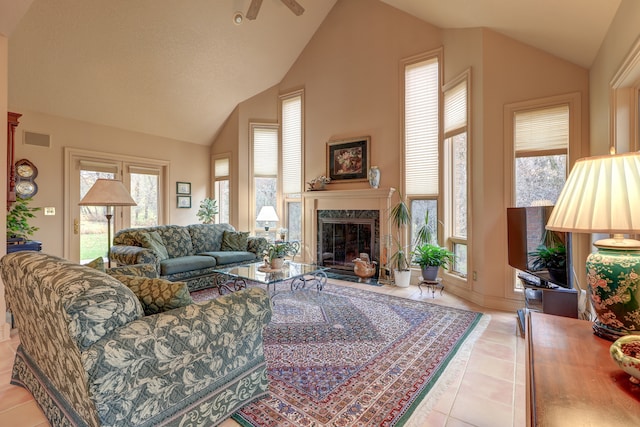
[[418, 277, 444, 298]]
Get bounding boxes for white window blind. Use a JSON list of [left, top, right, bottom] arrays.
[[444, 81, 467, 133], [214, 158, 229, 178], [282, 95, 302, 194], [253, 127, 278, 176], [515, 105, 569, 155], [405, 58, 439, 196]]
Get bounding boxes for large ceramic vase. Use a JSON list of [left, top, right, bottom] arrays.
[[586, 248, 640, 340]]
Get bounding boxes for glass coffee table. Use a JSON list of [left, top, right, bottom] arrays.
[[213, 261, 328, 299]]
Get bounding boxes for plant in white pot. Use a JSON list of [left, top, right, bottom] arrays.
[[388, 191, 412, 287], [411, 211, 455, 281]]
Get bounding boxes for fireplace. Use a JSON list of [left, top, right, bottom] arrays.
[[317, 210, 379, 273]]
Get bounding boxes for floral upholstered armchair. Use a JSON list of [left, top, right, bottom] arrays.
[[1, 251, 273, 427]]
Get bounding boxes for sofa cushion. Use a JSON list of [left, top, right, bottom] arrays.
[[200, 251, 257, 265], [188, 223, 234, 254], [112, 275, 193, 315], [159, 255, 217, 276], [221, 231, 249, 251], [84, 257, 105, 272], [138, 231, 169, 260], [106, 263, 159, 278]]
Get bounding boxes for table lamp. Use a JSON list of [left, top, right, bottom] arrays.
[[546, 151, 640, 340], [256, 206, 279, 232], [79, 179, 137, 267]]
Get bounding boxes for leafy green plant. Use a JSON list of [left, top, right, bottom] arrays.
[[264, 242, 295, 261], [196, 198, 218, 224], [529, 244, 566, 270], [7, 198, 40, 240], [412, 244, 455, 269], [388, 192, 411, 271]]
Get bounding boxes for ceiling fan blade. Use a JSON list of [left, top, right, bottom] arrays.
[[246, 0, 263, 20], [281, 0, 305, 16]]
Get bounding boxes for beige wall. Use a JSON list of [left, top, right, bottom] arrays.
[[213, 0, 591, 311], [12, 110, 211, 258], [591, 0, 640, 155], [1, 34, 10, 341]]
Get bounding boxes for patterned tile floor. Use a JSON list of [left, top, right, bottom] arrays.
[[0, 280, 526, 426]]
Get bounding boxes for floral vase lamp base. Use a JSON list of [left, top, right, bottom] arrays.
[[368, 166, 380, 189]]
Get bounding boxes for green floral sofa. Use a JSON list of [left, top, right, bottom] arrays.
[[110, 223, 268, 291], [1, 251, 273, 427]]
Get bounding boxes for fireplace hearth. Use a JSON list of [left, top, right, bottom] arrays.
[[317, 210, 379, 275]]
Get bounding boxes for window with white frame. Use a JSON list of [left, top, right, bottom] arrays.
[[252, 124, 279, 234], [514, 105, 569, 208], [444, 77, 469, 277], [213, 156, 230, 224], [281, 92, 303, 241], [404, 55, 440, 250]]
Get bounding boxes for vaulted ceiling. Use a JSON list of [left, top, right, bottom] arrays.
[[2, 0, 622, 146]]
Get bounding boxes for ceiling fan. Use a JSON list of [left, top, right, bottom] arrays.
[[246, 0, 305, 20]]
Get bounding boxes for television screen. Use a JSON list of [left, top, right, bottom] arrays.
[[507, 206, 570, 288]]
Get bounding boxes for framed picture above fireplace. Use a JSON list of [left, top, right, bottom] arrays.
[[326, 136, 370, 182]]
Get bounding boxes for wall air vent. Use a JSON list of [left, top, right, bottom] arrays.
[[24, 131, 51, 148]]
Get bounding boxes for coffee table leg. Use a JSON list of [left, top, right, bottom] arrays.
[[290, 270, 327, 293], [218, 277, 246, 295]]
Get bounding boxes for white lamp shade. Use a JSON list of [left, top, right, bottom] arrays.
[[78, 179, 137, 206], [546, 152, 640, 233], [256, 205, 279, 222]]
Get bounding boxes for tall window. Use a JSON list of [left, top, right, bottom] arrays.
[[281, 92, 303, 241], [128, 166, 160, 228], [252, 124, 279, 233], [213, 156, 230, 224], [404, 55, 440, 249], [514, 105, 569, 207], [444, 77, 469, 276]]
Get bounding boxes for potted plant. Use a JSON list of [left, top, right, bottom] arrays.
[[387, 191, 412, 287], [196, 198, 218, 224], [529, 243, 567, 285], [7, 197, 40, 242], [264, 242, 294, 270], [412, 244, 455, 281]]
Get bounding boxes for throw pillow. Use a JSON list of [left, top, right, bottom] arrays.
[[138, 231, 169, 260], [221, 230, 249, 251], [112, 275, 193, 315], [84, 257, 106, 272]]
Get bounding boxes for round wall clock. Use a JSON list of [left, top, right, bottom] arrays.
[[15, 159, 38, 199]]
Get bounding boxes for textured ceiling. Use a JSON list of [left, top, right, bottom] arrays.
[[4, 0, 622, 146]]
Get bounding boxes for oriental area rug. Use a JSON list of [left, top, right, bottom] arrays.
[[191, 282, 487, 426]]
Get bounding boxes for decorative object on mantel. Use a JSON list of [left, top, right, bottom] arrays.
[[78, 179, 137, 268], [307, 175, 331, 191], [368, 165, 380, 188], [326, 136, 370, 182], [546, 151, 640, 340]]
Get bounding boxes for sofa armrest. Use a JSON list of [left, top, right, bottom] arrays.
[[81, 287, 272, 425], [247, 236, 268, 257], [110, 245, 159, 268], [106, 263, 159, 278]]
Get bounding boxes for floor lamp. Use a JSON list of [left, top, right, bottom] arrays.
[[546, 152, 640, 340], [78, 179, 137, 268]]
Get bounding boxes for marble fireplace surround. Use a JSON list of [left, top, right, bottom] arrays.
[[301, 188, 395, 265]]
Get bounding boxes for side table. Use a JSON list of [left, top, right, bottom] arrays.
[[418, 277, 444, 298]]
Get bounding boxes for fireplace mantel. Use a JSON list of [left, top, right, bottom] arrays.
[[302, 187, 396, 201], [300, 187, 396, 265]]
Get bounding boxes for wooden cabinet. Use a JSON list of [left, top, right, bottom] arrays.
[[526, 311, 640, 426], [7, 112, 21, 209]]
